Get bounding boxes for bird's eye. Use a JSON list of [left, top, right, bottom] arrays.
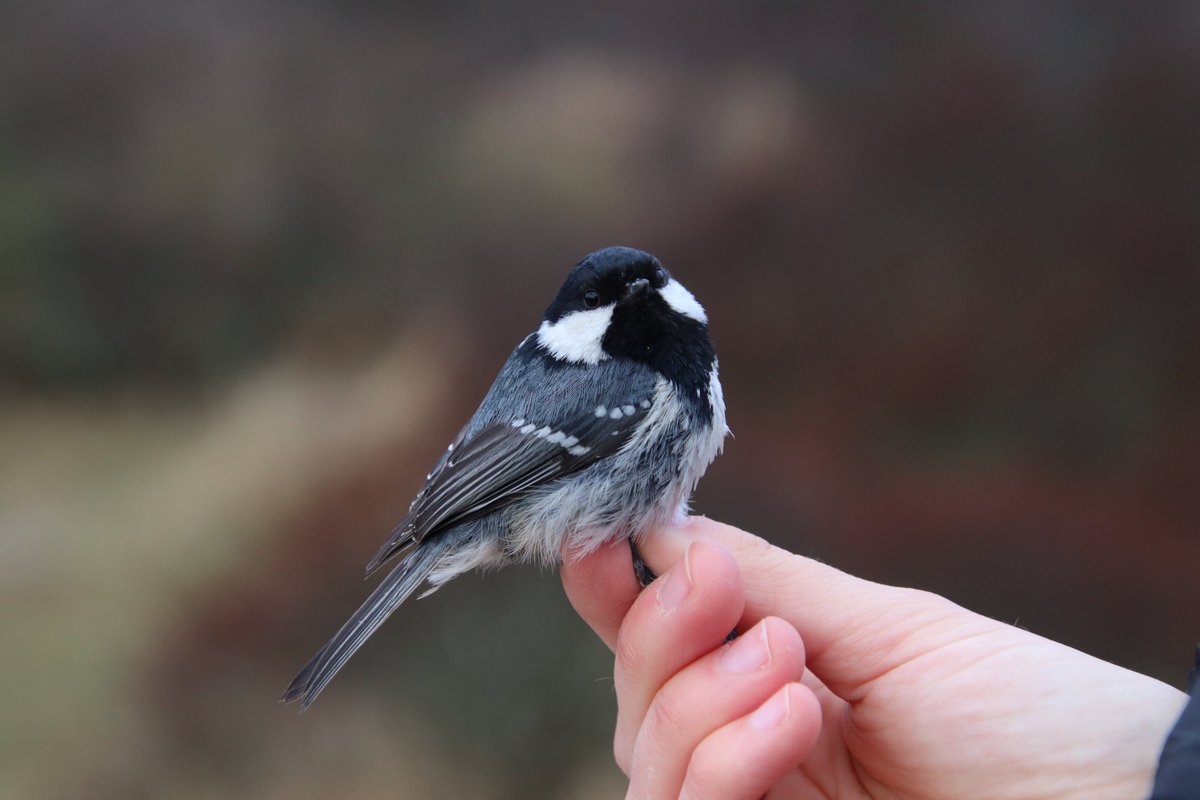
[[654, 267, 667, 287], [583, 290, 601, 309]]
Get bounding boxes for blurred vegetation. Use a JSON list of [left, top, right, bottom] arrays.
[[2, 2, 1199, 798]]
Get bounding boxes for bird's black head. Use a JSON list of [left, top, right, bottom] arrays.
[[535, 247, 716, 393]]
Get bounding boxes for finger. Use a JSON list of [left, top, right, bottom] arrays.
[[613, 541, 744, 773], [626, 617, 808, 799], [638, 517, 975, 700], [561, 537, 642, 651], [680, 682, 822, 800]]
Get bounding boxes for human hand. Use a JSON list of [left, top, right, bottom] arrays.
[[561, 517, 1187, 799]]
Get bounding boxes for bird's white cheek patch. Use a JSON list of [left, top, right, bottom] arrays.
[[536, 305, 614, 364], [661, 279, 708, 324]]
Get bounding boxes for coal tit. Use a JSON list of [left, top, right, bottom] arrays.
[[282, 246, 728, 709]]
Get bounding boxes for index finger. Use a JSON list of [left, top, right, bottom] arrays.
[[560, 537, 642, 651], [638, 516, 976, 701]]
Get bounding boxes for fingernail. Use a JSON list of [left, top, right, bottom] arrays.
[[656, 543, 694, 611], [718, 619, 771, 673], [749, 685, 792, 730]]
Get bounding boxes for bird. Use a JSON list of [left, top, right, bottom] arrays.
[[282, 246, 728, 709]]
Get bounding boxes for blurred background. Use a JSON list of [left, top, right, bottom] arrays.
[[3, 2, 1199, 797]]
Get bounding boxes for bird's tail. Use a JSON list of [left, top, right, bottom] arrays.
[[281, 536, 453, 710]]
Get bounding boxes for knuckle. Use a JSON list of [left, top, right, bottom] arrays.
[[730, 530, 779, 569], [643, 688, 689, 745], [890, 585, 958, 617], [740, 531, 777, 558]]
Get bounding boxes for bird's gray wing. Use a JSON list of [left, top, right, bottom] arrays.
[[364, 392, 652, 576], [285, 395, 655, 709]]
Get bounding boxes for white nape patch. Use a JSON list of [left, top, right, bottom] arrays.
[[661, 278, 708, 324], [536, 305, 614, 364]]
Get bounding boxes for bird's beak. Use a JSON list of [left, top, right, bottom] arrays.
[[623, 277, 651, 300]]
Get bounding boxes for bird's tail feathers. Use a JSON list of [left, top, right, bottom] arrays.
[[281, 535, 453, 710]]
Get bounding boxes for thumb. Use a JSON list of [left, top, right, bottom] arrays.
[[638, 516, 977, 700]]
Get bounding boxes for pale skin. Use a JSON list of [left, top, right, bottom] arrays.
[[560, 517, 1188, 800]]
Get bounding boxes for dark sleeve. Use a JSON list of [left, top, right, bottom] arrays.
[[1148, 646, 1200, 800]]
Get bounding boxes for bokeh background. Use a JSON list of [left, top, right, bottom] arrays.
[[3, 2, 1199, 798]]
